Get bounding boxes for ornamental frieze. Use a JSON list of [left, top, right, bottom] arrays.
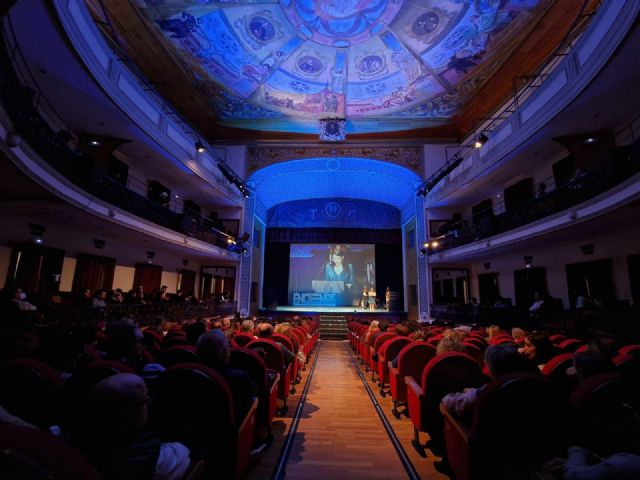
[[247, 146, 423, 174]]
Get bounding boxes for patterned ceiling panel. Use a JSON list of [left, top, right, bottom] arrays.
[[134, 0, 544, 132]]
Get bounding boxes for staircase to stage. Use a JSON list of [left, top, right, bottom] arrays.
[[319, 315, 348, 340]]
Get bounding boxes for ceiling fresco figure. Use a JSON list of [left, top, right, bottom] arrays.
[[134, 0, 544, 131]]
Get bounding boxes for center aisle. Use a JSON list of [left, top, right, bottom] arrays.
[[283, 340, 410, 479]]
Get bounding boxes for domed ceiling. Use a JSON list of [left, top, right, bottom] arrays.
[[132, 0, 547, 133]]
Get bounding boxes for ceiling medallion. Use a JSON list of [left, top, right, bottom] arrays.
[[319, 118, 346, 141]]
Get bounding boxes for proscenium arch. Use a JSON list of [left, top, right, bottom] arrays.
[[248, 157, 423, 213]]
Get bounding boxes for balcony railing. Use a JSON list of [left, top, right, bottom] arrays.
[[23, 300, 239, 328], [430, 144, 640, 253], [0, 29, 237, 252]]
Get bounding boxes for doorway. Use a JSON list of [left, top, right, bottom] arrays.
[[566, 258, 615, 308], [513, 267, 547, 308], [478, 273, 499, 305]]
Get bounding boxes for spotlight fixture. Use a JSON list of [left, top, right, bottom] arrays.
[[195, 141, 206, 153], [146, 250, 155, 264], [227, 237, 236, 245], [182, 258, 189, 266], [483, 262, 491, 271], [431, 240, 439, 248], [29, 223, 46, 244], [88, 139, 101, 147], [524, 255, 533, 268], [583, 136, 598, 145], [474, 132, 488, 149], [580, 244, 595, 255], [93, 238, 106, 249]]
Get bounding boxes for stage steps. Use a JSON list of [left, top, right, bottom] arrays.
[[319, 315, 348, 340]]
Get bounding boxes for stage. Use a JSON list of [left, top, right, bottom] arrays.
[[258, 305, 408, 320]]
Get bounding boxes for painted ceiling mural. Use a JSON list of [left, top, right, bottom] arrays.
[[134, 0, 545, 132]]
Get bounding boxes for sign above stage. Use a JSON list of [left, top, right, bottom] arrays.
[[267, 198, 400, 229]]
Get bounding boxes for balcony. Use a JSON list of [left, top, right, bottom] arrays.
[[0, 37, 235, 252], [429, 145, 640, 254]]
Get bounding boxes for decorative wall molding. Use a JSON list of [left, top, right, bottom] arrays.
[[247, 146, 423, 174]]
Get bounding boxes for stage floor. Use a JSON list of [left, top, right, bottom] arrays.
[[274, 306, 392, 313]]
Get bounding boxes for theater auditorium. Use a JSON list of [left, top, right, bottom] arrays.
[[1, 0, 639, 478]]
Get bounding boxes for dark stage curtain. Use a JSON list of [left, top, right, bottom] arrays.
[[375, 243, 404, 303], [7, 244, 64, 305], [133, 263, 163, 295], [263, 242, 291, 308], [267, 228, 401, 244], [72, 254, 116, 293]]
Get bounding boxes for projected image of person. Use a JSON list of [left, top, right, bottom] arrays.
[[325, 245, 353, 287]]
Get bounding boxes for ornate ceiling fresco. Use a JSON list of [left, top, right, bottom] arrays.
[[131, 0, 548, 133]]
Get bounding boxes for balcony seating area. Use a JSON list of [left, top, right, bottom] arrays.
[[0, 312, 319, 480], [347, 321, 640, 479], [0, 39, 234, 251], [429, 140, 640, 254]]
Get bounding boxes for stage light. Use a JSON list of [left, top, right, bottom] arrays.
[[93, 238, 106, 249], [584, 136, 598, 145], [474, 133, 488, 149], [524, 255, 533, 268], [146, 250, 155, 264], [227, 237, 236, 245], [29, 223, 46, 244], [431, 240, 439, 248], [195, 141, 206, 153], [88, 139, 101, 147]]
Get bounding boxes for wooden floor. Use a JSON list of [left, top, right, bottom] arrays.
[[245, 340, 449, 480]]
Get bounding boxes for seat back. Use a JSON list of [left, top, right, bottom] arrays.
[[271, 334, 295, 354], [462, 343, 484, 366], [569, 373, 638, 455], [0, 425, 103, 480], [619, 344, 640, 357], [397, 342, 437, 380], [161, 345, 199, 367], [558, 338, 582, 352], [372, 333, 396, 354], [0, 359, 63, 429], [230, 347, 271, 428], [152, 363, 236, 478], [471, 373, 561, 474], [233, 333, 255, 347], [422, 353, 485, 430], [541, 353, 577, 396], [246, 339, 285, 372], [380, 337, 412, 362]]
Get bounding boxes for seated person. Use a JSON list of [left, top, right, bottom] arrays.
[[511, 328, 526, 346], [569, 351, 616, 383], [103, 318, 147, 372], [197, 330, 257, 422], [544, 446, 640, 479], [486, 324, 508, 344], [369, 320, 390, 348], [436, 329, 466, 356], [74, 373, 190, 480], [363, 320, 379, 347], [518, 331, 555, 367], [529, 292, 546, 312], [185, 319, 206, 346], [240, 319, 255, 335], [442, 344, 538, 420], [256, 322, 295, 366]]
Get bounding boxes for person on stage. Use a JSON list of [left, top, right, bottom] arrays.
[[324, 245, 354, 287], [367, 287, 376, 310], [385, 286, 391, 311]]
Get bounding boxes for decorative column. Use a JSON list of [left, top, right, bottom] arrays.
[[415, 195, 429, 320], [238, 196, 254, 316]]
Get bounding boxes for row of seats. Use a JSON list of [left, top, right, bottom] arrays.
[[347, 322, 640, 479], [0, 320, 320, 480]]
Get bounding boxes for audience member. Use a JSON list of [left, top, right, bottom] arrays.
[[197, 330, 257, 422], [103, 317, 146, 371], [257, 322, 295, 366], [571, 351, 616, 383], [240, 319, 255, 334], [436, 329, 466, 355], [530, 291, 546, 312], [185, 319, 206, 346], [442, 343, 538, 419], [544, 446, 640, 479], [368, 320, 390, 347], [92, 289, 107, 308], [363, 320, 379, 347], [12, 287, 37, 311], [74, 373, 190, 480], [519, 331, 555, 367], [511, 328, 526, 346]]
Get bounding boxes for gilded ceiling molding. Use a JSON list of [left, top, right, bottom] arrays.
[[247, 146, 423, 174]]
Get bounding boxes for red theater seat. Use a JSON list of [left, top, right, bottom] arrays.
[[569, 373, 639, 455], [549, 334, 566, 344], [619, 344, 640, 357], [442, 372, 561, 480], [377, 336, 412, 396], [271, 334, 299, 392], [369, 332, 396, 381], [558, 338, 582, 352], [406, 352, 485, 457], [389, 342, 436, 418], [161, 345, 199, 367], [230, 347, 279, 432], [0, 425, 102, 480], [233, 333, 255, 347], [0, 359, 64, 429], [462, 343, 484, 367], [542, 353, 577, 397], [247, 339, 292, 412], [152, 362, 257, 480]]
